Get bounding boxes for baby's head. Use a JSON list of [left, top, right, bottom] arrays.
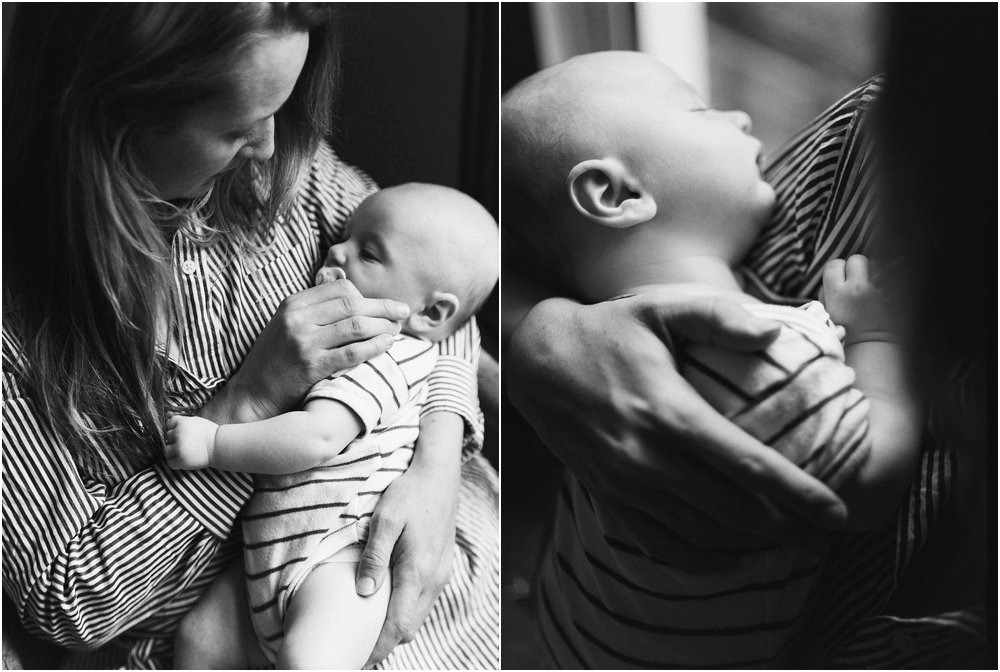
[[317, 183, 498, 342], [502, 50, 775, 300]]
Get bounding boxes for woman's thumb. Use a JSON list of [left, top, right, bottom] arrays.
[[356, 515, 402, 595]]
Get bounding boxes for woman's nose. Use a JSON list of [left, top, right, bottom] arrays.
[[240, 117, 276, 161]]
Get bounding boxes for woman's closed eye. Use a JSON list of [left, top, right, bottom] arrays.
[[359, 247, 381, 263]]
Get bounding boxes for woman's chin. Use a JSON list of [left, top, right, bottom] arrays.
[[161, 179, 216, 202]]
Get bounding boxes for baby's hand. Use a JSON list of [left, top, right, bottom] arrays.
[[164, 415, 218, 470], [821, 255, 896, 344]]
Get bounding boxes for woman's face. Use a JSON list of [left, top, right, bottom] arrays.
[[133, 30, 309, 201]]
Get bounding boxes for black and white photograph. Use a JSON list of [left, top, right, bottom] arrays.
[[1, 1, 995, 671], [500, 2, 994, 669], [3, 3, 498, 669]]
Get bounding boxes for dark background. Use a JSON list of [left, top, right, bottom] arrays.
[[334, 3, 499, 363]]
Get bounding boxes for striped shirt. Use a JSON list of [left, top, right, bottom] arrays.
[[245, 334, 436, 662], [2, 142, 499, 669], [541, 301, 872, 668], [540, 77, 980, 667]]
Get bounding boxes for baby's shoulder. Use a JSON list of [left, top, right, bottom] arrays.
[[386, 334, 438, 385]]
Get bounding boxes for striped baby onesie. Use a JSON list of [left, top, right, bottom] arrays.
[[539, 301, 871, 668], [243, 334, 436, 662]]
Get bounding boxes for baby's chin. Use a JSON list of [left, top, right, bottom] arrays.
[[754, 179, 777, 217], [315, 266, 347, 285]]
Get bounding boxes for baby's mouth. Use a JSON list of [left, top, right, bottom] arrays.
[[315, 266, 347, 285]]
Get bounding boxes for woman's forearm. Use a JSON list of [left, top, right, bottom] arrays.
[[412, 411, 464, 474]]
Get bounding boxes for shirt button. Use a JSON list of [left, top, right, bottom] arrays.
[[181, 260, 198, 275]]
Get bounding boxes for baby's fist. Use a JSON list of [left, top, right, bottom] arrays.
[[164, 415, 218, 470], [821, 255, 894, 343]]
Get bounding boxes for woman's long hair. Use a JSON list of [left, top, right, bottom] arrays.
[[2, 3, 339, 475]]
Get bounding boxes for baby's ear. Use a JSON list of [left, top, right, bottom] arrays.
[[408, 292, 460, 335], [567, 158, 656, 228]]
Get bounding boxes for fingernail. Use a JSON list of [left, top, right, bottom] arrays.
[[357, 577, 375, 596], [396, 303, 410, 318]]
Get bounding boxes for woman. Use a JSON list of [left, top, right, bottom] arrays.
[[2, 4, 498, 669]]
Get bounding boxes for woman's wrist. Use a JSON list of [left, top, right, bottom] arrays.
[[199, 374, 281, 425], [412, 411, 465, 472]]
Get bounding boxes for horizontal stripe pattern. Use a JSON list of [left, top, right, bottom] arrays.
[[2, 142, 498, 668], [541, 304, 863, 667], [541, 76, 977, 668], [243, 335, 435, 662]]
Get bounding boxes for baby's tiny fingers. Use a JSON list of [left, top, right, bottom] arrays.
[[845, 255, 869, 282], [823, 259, 846, 287]]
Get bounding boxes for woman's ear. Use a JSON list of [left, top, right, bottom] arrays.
[[567, 158, 657, 228], [407, 292, 460, 335]]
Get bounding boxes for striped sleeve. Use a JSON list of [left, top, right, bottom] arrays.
[[427, 317, 485, 456], [304, 336, 436, 432], [682, 302, 871, 492], [1, 333, 252, 651]]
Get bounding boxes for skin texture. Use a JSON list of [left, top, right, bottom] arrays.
[[505, 52, 849, 566], [133, 31, 474, 668], [172, 185, 497, 666], [133, 31, 309, 200], [322, 184, 499, 341]]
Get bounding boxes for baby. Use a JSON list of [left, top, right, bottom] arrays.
[[503, 51, 921, 667], [165, 183, 498, 669]]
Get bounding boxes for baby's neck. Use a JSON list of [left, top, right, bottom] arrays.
[[598, 255, 753, 302]]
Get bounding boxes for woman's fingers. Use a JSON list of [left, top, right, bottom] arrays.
[[312, 295, 411, 327], [315, 315, 401, 348], [298, 279, 410, 322], [658, 382, 848, 530], [356, 513, 403, 596], [824, 258, 847, 287], [642, 291, 781, 352]]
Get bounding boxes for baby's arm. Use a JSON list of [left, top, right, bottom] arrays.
[[165, 398, 362, 475], [822, 255, 922, 531]]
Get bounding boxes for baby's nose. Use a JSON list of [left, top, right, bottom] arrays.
[[327, 245, 348, 265], [723, 110, 753, 134]]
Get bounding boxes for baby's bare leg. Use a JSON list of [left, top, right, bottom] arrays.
[[174, 559, 267, 669], [277, 562, 391, 670]]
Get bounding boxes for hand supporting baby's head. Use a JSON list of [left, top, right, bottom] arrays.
[[318, 183, 498, 342], [502, 51, 776, 301]]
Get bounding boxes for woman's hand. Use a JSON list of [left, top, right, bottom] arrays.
[[356, 413, 463, 668], [507, 290, 849, 567], [202, 278, 410, 425]]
